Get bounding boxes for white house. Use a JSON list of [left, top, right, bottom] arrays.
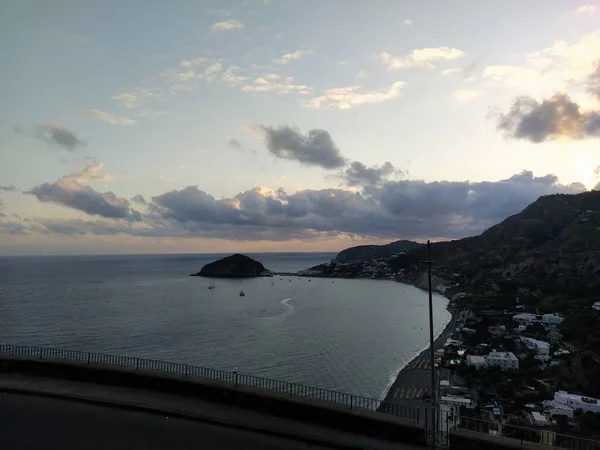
[[521, 337, 550, 355], [593, 302, 600, 311], [542, 314, 564, 325], [440, 395, 472, 407], [485, 350, 519, 371], [554, 391, 600, 414], [466, 355, 486, 369], [513, 313, 538, 324], [542, 400, 574, 419], [532, 411, 549, 427]]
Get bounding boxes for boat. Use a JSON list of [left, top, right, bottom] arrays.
[[239, 291, 245, 297], [208, 281, 216, 290]]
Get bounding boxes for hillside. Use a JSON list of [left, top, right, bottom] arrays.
[[334, 240, 421, 263], [305, 190, 600, 316], [389, 191, 600, 311]]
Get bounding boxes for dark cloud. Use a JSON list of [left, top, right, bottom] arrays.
[[0, 198, 5, 218], [32, 170, 580, 241], [131, 194, 147, 205], [0, 222, 28, 235], [259, 125, 346, 169], [16, 164, 588, 241], [227, 138, 257, 156], [343, 161, 399, 186], [0, 185, 18, 192], [228, 138, 242, 150], [26, 165, 141, 221], [496, 94, 600, 142], [15, 123, 85, 151]]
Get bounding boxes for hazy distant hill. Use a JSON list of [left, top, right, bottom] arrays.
[[334, 240, 421, 263]]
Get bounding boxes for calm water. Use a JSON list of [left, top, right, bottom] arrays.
[[0, 253, 451, 399]]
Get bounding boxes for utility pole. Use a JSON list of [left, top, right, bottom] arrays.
[[423, 240, 436, 450]]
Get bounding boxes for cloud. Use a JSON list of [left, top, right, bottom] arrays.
[[222, 67, 247, 84], [228, 138, 243, 150], [577, 4, 596, 13], [211, 20, 244, 32], [496, 93, 600, 142], [26, 163, 141, 221], [180, 57, 206, 68], [376, 47, 465, 70], [356, 70, 367, 79], [16, 123, 85, 151], [241, 74, 312, 95], [131, 195, 147, 205], [453, 89, 482, 102], [342, 161, 400, 187], [89, 109, 135, 125], [274, 49, 313, 65], [25, 170, 586, 242], [0, 185, 18, 192], [588, 64, 600, 99], [112, 88, 154, 109], [302, 81, 404, 109], [258, 125, 347, 169], [481, 32, 600, 97], [402, 19, 412, 26], [442, 68, 461, 75], [228, 138, 257, 156]]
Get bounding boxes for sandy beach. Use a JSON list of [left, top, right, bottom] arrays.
[[380, 311, 459, 406]]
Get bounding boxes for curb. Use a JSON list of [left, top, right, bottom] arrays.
[[0, 387, 372, 450]]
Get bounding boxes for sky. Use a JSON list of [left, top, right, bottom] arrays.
[[0, 0, 599, 255]]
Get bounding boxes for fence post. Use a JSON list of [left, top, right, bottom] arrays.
[[136, 358, 139, 370], [233, 367, 238, 387], [350, 395, 353, 410], [87, 352, 91, 364], [39, 347, 43, 359], [185, 365, 188, 377]]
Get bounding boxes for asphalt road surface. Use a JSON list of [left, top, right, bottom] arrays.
[[0, 393, 333, 450]]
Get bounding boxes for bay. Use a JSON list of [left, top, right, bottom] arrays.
[[0, 253, 451, 399]]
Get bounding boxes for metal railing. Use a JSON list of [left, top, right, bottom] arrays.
[[0, 344, 420, 422], [3, 344, 599, 449], [442, 412, 600, 450]]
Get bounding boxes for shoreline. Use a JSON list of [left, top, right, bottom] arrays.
[[380, 303, 459, 405]]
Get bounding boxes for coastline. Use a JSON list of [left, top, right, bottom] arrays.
[[379, 292, 459, 405]]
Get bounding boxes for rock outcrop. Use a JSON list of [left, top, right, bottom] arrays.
[[191, 254, 272, 278]]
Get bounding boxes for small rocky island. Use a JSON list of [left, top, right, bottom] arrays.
[[190, 254, 273, 278]]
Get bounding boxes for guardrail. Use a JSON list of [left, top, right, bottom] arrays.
[[449, 414, 600, 450], [0, 344, 420, 421], [3, 345, 599, 449]]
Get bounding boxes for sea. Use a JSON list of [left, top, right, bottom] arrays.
[[0, 252, 451, 400]]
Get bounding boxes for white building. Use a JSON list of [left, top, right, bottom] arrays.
[[593, 301, 600, 311], [513, 313, 538, 324], [543, 400, 574, 419], [440, 395, 472, 407], [521, 337, 550, 355], [532, 411, 549, 427], [554, 391, 600, 414], [542, 314, 564, 325], [466, 355, 486, 369], [485, 350, 519, 371]]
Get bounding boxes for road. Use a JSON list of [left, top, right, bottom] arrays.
[[0, 393, 332, 450]]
